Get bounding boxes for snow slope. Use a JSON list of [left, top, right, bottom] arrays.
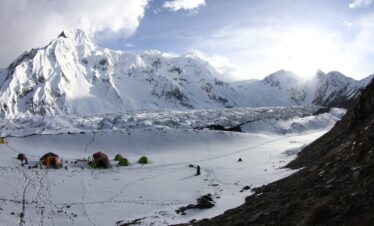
[[0, 29, 371, 118], [0, 107, 344, 226]]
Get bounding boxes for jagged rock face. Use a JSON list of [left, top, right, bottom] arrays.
[[188, 80, 374, 226], [0, 30, 238, 118]]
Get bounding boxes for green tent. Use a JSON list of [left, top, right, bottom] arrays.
[[117, 158, 130, 167], [89, 161, 97, 169], [138, 156, 149, 164], [114, 154, 124, 161]]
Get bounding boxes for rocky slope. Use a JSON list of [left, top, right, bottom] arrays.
[[187, 74, 374, 225]]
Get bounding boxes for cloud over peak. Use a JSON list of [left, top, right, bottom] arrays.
[[0, 0, 149, 67], [163, 0, 206, 12], [349, 0, 374, 8]]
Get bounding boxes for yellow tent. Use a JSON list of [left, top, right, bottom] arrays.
[[0, 137, 6, 144]]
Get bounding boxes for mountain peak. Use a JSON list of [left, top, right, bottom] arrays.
[[315, 69, 326, 78], [54, 29, 94, 48], [58, 31, 67, 39], [263, 70, 301, 89]]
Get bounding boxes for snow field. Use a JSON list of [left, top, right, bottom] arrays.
[[0, 108, 344, 225]]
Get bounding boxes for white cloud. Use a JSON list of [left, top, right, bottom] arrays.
[[342, 18, 353, 27], [193, 23, 373, 79], [349, 0, 374, 8], [187, 50, 250, 82], [163, 0, 205, 12], [0, 0, 149, 67]]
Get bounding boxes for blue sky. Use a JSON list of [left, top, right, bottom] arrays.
[[1, 0, 374, 80]]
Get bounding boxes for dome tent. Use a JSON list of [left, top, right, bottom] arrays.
[[91, 152, 112, 169], [40, 152, 62, 169], [114, 154, 124, 161], [117, 157, 130, 167], [138, 156, 149, 164]]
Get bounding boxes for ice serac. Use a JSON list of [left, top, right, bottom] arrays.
[[0, 29, 238, 118]]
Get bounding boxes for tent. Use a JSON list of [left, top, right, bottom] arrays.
[[114, 154, 124, 161], [117, 157, 130, 167], [91, 152, 112, 169], [40, 152, 62, 169], [138, 156, 149, 164], [0, 137, 7, 144]]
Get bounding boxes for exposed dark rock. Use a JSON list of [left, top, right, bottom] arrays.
[[58, 31, 67, 38], [240, 185, 251, 193], [117, 217, 145, 226], [175, 194, 215, 215], [312, 106, 330, 116], [194, 124, 242, 132], [196, 194, 215, 209], [168, 66, 183, 74], [164, 87, 193, 108]]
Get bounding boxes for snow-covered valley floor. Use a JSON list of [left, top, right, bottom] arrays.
[[0, 107, 345, 226]]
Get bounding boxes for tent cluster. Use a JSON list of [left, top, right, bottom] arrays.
[[114, 154, 130, 167], [5, 137, 149, 169], [89, 152, 150, 168], [14, 150, 150, 170], [113, 154, 149, 167]]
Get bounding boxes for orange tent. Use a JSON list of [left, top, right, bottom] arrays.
[[40, 152, 62, 169]]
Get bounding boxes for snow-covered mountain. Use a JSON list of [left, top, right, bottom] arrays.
[[0, 29, 372, 118], [0, 30, 239, 117], [309, 70, 374, 107], [233, 70, 373, 108], [233, 70, 309, 106]]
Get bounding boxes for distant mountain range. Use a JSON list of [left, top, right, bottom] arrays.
[[0, 29, 372, 118], [233, 69, 373, 108]]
